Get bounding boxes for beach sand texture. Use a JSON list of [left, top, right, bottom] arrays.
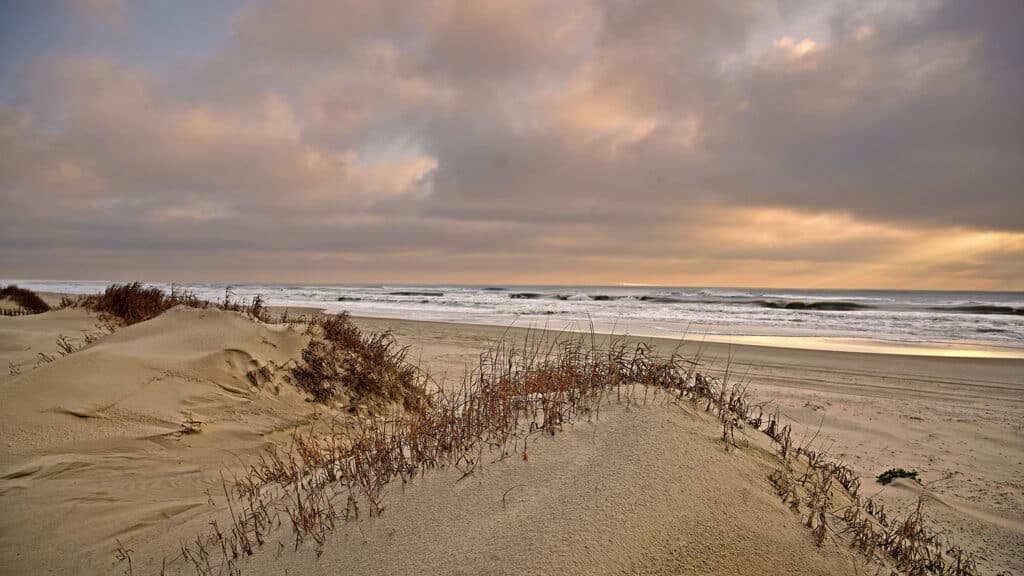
[[0, 304, 1020, 574], [0, 307, 314, 574]]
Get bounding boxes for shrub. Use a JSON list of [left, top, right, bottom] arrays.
[[291, 313, 424, 408], [316, 312, 363, 348], [0, 285, 51, 314]]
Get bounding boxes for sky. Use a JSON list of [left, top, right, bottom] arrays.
[[1, 0, 1021, 289]]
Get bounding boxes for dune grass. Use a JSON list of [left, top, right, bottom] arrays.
[[0, 285, 51, 314], [79, 282, 206, 325], [291, 313, 422, 408], [78, 282, 271, 325], [765, 424, 976, 574]]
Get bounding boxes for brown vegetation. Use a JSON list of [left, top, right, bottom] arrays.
[[764, 415, 979, 576], [79, 282, 206, 325], [291, 313, 423, 408], [0, 285, 51, 314], [220, 288, 271, 323], [77, 283, 272, 326]]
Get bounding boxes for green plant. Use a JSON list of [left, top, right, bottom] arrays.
[[876, 467, 919, 485]]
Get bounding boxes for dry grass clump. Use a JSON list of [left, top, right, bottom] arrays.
[[837, 495, 978, 576], [763, 408, 979, 576], [291, 313, 423, 409], [0, 285, 51, 314], [80, 282, 206, 325], [77, 283, 274, 326], [219, 288, 271, 323]]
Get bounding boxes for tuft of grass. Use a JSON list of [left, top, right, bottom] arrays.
[[291, 312, 423, 409], [876, 468, 919, 485], [248, 294, 270, 324], [0, 285, 51, 314], [219, 287, 271, 323], [58, 294, 83, 309], [79, 283, 273, 326], [80, 282, 205, 325]]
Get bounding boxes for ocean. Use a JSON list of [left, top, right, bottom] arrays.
[[5, 280, 1023, 358]]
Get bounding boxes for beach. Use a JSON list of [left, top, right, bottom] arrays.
[[0, 300, 1021, 575]]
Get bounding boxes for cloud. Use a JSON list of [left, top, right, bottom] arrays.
[[71, 0, 127, 28], [773, 36, 818, 59], [0, 0, 1021, 288]]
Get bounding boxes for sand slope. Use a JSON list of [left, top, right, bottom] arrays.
[[236, 404, 856, 576], [0, 307, 100, 371], [0, 307, 313, 574]]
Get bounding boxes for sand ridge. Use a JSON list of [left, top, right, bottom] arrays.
[[236, 405, 857, 575]]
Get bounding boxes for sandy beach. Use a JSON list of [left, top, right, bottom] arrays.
[[0, 301, 1021, 575]]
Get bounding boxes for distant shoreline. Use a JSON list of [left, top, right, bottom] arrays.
[[24, 284, 1024, 359], [345, 312, 1024, 359]]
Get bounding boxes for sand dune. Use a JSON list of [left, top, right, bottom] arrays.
[[1, 306, 1019, 575], [0, 307, 315, 574], [236, 405, 857, 576], [350, 316, 1024, 576]]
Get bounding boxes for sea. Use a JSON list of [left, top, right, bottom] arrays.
[[5, 280, 1023, 358]]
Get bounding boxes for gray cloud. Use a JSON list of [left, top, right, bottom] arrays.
[[0, 0, 1021, 287]]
